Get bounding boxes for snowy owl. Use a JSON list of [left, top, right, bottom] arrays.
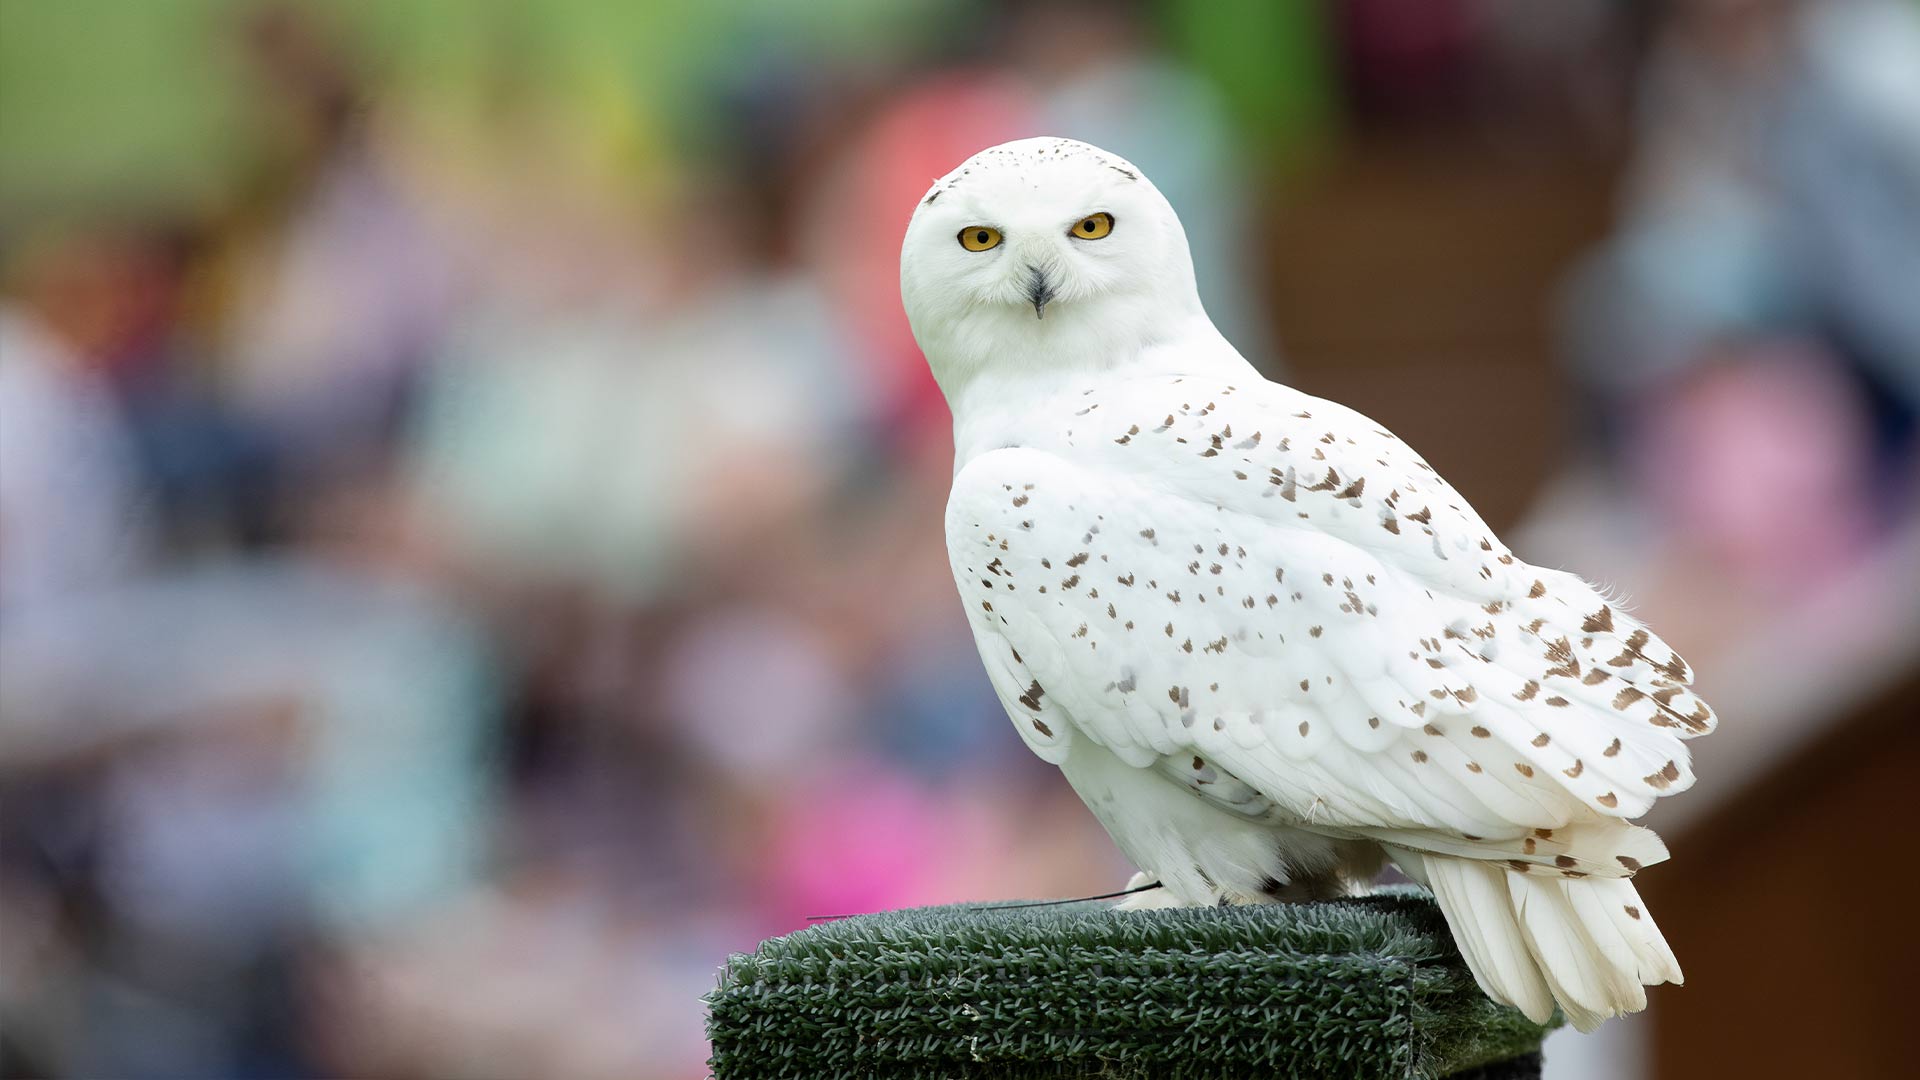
[[901, 137, 1715, 1031]]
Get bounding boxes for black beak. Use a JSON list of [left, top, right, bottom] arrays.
[[1025, 265, 1056, 320]]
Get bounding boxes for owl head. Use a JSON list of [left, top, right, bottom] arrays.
[[900, 138, 1208, 396]]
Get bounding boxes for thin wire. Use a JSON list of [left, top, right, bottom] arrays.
[[805, 880, 1165, 923], [974, 880, 1164, 911]]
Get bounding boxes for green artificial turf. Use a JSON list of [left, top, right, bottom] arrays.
[[707, 886, 1556, 1079]]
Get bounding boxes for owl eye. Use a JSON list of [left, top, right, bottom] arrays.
[[1070, 212, 1114, 240], [958, 226, 1002, 252]]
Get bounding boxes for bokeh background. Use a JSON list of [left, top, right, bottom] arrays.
[[2, 1, 1917, 1077]]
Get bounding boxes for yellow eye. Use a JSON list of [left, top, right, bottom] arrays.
[[958, 226, 1002, 252], [1070, 212, 1114, 240]]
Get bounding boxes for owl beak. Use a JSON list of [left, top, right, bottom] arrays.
[[1025, 266, 1056, 320]]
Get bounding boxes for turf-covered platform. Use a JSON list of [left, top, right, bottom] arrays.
[[707, 886, 1556, 1079]]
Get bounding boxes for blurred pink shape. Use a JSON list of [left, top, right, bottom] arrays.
[[808, 73, 1039, 436], [760, 760, 951, 931], [1632, 342, 1880, 594]]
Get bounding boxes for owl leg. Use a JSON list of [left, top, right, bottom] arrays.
[[1229, 837, 1388, 904]]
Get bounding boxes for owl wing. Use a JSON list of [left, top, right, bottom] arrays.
[[947, 373, 1714, 876]]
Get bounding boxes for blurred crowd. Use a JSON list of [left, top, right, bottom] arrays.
[[1, 1, 1916, 1078]]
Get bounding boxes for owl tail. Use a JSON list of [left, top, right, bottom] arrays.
[[1398, 849, 1683, 1032]]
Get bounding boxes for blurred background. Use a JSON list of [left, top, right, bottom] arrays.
[[1, 1, 1916, 1077]]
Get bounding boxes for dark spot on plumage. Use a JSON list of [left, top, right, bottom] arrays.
[[1582, 605, 1615, 634], [1543, 637, 1580, 678], [1018, 680, 1046, 711]]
